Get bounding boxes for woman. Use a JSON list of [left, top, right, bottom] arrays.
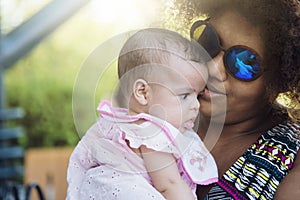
[[170, 0, 300, 199]]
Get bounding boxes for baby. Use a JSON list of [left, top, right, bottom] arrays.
[[67, 28, 218, 200]]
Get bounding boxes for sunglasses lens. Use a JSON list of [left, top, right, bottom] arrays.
[[224, 47, 260, 81], [191, 21, 263, 81], [190, 21, 220, 58]]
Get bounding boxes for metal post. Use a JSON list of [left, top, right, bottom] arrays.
[[0, 0, 90, 70]]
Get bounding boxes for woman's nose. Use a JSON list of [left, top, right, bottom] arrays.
[[207, 52, 227, 81]]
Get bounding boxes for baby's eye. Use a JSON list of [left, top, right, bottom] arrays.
[[179, 93, 189, 100]]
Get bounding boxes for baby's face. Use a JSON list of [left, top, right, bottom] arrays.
[[147, 56, 207, 132]]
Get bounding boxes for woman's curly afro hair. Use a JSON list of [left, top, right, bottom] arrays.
[[168, 0, 300, 109]]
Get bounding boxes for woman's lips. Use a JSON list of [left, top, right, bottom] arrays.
[[201, 88, 227, 101]]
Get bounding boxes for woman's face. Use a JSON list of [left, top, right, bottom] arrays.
[[199, 10, 269, 124]]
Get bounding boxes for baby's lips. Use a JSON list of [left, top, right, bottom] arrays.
[[184, 120, 195, 130]]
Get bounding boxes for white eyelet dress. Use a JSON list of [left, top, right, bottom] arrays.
[[66, 100, 218, 200]]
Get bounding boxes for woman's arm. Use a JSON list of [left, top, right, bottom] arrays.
[[140, 145, 195, 200]]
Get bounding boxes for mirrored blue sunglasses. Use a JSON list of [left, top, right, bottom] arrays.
[[190, 19, 263, 81]]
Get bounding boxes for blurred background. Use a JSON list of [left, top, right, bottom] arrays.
[[0, 0, 169, 199]]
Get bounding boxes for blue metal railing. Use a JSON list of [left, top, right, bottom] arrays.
[[0, 108, 25, 182]]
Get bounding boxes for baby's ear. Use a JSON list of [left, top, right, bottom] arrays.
[[133, 79, 151, 105]]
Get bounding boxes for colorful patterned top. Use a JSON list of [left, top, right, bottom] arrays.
[[205, 121, 300, 200]]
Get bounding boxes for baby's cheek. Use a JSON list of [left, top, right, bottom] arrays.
[[148, 104, 166, 120]]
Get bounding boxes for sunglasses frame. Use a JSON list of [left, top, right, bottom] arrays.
[[190, 19, 264, 82]]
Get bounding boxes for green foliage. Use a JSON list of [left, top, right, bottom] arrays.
[[4, 9, 119, 148], [5, 43, 80, 148]]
